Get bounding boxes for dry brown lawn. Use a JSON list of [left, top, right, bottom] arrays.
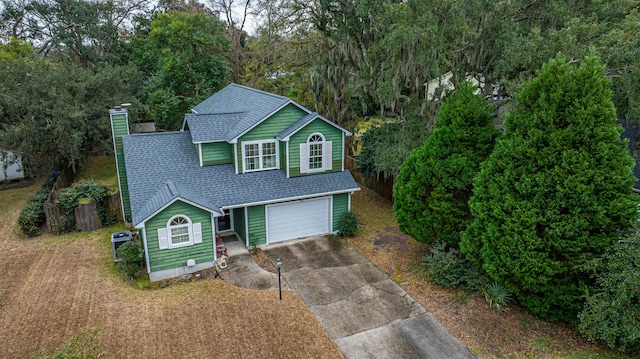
[[0, 181, 342, 358], [1, 178, 630, 359], [349, 187, 629, 359]]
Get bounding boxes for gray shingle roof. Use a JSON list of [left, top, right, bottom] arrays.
[[276, 112, 354, 140], [185, 112, 247, 143], [122, 131, 359, 226], [277, 112, 319, 140], [191, 83, 307, 142]]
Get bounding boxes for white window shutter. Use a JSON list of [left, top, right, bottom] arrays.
[[324, 141, 332, 171], [193, 223, 202, 244], [158, 228, 168, 249], [299, 143, 308, 173]]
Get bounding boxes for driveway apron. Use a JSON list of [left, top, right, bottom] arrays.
[[263, 237, 476, 359]]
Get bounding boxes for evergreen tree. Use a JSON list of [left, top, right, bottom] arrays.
[[460, 56, 638, 322], [394, 82, 499, 247], [578, 237, 640, 353]]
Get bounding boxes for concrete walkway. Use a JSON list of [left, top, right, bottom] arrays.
[[263, 237, 476, 359], [217, 238, 290, 291]]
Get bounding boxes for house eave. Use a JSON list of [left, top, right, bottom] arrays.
[[276, 114, 353, 141], [220, 187, 361, 210], [135, 196, 224, 227]]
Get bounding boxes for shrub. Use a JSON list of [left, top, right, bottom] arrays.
[[116, 241, 143, 280], [394, 81, 499, 247], [337, 211, 358, 237], [578, 237, 640, 353], [424, 242, 490, 292], [18, 181, 53, 237]]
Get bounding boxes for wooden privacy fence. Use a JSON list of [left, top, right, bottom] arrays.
[[75, 201, 101, 231], [105, 192, 123, 223], [44, 168, 75, 233], [45, 193, 122, 233], [346, 156, 395, 200], [44, 165, 123, 232]]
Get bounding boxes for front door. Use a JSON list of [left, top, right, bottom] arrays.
[[217, 213, 232, 232]]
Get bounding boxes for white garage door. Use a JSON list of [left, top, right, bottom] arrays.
[[266, 197, 331, 243]]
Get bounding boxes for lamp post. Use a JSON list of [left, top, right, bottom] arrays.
[[276, 258, 282, 300]]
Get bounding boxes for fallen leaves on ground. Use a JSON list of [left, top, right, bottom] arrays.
[[349, 187, 607, 359]]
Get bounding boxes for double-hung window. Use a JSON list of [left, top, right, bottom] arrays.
[[243, 140, 278, 172], [308, 134, 324, 170], [169, 216, 190, 246], [300, 133, 332, 173]]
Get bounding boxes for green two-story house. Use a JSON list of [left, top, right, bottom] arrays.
[[110, 84, 359, 281]]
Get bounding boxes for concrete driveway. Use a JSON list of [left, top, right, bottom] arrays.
[[263, 237, 476, 359]]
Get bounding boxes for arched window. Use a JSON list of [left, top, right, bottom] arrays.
[[168, 215, 191, 246], [300, 133, 333, 174], [307, 133, 325, 171], [157, 215, 203, 250]]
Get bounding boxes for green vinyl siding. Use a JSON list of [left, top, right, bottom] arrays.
[[111, 112, 131, 221], [240, 104, 307, 141], [332, 193, 350, 230], [289, 119, 343, 177], [246, 205, 266, 247], [145, 201, 214, 272], [233, 207, 246, 242], [236, 104, 307, 173], [115, 151, 131, 221], [279, 141, 286, 173], [201, 142, 233, 166]]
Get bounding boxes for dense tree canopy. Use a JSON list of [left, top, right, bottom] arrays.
[[2, 0, 640, 176], [394, 82, 499, 247], [0, 0, 153, 66], [460, 56, 638, 322], [0, 39, 144, 174], [309, 0, 640, 125], [129, 11, 231, 130], [356, 121, 430, 180]]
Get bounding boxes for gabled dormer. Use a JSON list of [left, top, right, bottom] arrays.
[[182, 84, 352, 177], [276, 113, 352, 177]]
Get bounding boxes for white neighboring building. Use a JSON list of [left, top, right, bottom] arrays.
[[424, 72, 497, 101], [0, 149, 24, 181]]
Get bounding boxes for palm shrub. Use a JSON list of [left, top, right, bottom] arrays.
[[461, 56, 639, 322], [394, 81, 499, 247], [578, 236, 640, 353], [484, 281, 513, 312]]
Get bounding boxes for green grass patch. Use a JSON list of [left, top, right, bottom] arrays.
[[559, 349, 634, 358], [76, 156, 118, 193]]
